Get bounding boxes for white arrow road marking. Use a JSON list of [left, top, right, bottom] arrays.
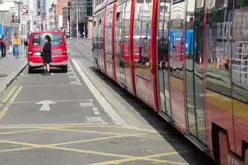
[[36, 100, 56, 111]]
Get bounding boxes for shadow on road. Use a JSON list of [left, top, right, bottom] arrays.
[[28, 67, 66, 74]]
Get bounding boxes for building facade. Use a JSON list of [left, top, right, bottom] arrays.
[[70, 0, 93, 38], [62, 7, 68, 29]]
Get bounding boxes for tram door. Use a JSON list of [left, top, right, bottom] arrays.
[[115, 4, 126, 85], [185, 0, 207, 144], [157, 0, 171, 116]]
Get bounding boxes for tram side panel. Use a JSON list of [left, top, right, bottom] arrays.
[[93, 17, 99, 69], [231, 6, 248, 160], [121, 0, 136, 95], [114, 3, 125, 86], [168, 1, 187, 131], [132, 0, 156, 109], [105, 2, 115, 80], [97, 10, 106, 72]]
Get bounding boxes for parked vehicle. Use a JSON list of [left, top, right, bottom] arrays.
[[26, 31, 68, 73]]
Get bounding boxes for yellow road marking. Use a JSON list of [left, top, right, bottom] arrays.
[[0, 87, 22, 121], [0, 107, 9, 121], [0, 125, 166, 135], [9, 86, 22, 103], [48, 132, 152, 147], [99, 151, 189, 165], [2, 86, 18, 103], [0, 139, 185, 163], [0, 128, 47, 135], [45, 127, 130, 136], [0, 147, 37, 153]]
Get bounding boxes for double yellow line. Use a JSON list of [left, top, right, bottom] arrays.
[[0, 86, 22, 121]]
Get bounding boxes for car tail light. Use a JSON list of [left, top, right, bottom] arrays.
[[29, 51, 32, 55]]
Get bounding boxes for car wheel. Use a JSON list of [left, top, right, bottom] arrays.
[[28, 66, 33, 73], [61, 66, 68, 73]]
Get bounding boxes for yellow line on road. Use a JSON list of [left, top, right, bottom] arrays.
[[99, 151, 189, 165], [0, 107, 9, 121], [9, 86, 22, 103], [48, 132, 152, 147], [0, 139, 185, 163], [45, 127, 133, 136], [0, 140, 43, 148], [0, 147, 37, 153], [0, 87, 22, 121], [0, 140, 189, 165], [0, 128, 47, 135], [2, 86, 18, 103]]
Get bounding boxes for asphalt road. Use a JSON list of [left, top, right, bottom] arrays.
[[0, 39, 216, 165]]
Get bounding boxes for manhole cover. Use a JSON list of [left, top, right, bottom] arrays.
[[0, 73, 7, 77]]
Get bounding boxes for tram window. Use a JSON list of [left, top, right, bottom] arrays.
[[232, 1, 248, 102], [106, 8, 113, 55], [206, 0, 233, 97]]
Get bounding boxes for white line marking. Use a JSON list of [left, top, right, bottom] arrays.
[[67, 72, 74, 75], [0, 123, 109, 128], [36, 100, 56, 111], [94, 111, 100, 115], [21, 84, 82, 88], [72, 59, 127, 126], [68, 75, 77, 79], [70, 81, 81, 85], [80, 102, 94, 107], [86, 116, 106, 124], [13, 99, 93, 104], [92, 107, 98, 111], [92, 107, 100, 115]]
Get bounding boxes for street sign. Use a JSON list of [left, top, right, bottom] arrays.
[[21, 5, 28, 14], [22, 15, 26, 21], [21, 14, 27, 24]]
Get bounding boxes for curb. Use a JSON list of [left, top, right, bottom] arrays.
[[0, 60, 28, 97]]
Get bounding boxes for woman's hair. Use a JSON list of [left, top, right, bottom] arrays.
[[45, 35, 51, 42]]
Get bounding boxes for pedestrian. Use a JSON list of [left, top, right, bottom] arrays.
[[2, 37, 8, 58], [13, 33, 21, 59], [0, 38, 3, 58], [42, 35, 52, 75]]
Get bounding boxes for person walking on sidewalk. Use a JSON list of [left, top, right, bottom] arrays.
[[42, 35, 52, 75], [1, 37, 8, 58], [13, 33, 21, 59]]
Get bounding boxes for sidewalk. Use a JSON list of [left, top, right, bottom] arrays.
[[0, 53, 27, 95]]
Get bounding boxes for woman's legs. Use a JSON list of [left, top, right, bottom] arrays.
[[46, 63, 50, 73], [43, 62, 47, 72]]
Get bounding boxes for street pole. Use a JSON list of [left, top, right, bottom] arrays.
[[76, 0, 78, 38], [84, 18, 86, 38], [1, 12, 4, 38]]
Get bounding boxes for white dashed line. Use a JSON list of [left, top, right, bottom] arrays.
[[70, 81, 81, 85], [72, 59, 127, 126], [80, 102, 94, 107], [92, 107, 100, 115]]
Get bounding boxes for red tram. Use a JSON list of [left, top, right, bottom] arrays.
[[92, 0, 248, 164]]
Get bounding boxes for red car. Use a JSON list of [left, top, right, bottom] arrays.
[[26, 31, 68, 73]]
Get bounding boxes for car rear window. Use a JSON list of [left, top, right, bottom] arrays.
[[32, 33, 64, 46]]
